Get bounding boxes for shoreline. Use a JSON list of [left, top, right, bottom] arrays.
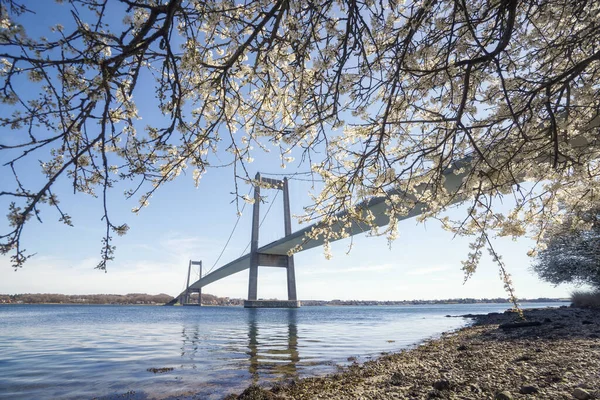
[[0, 299, 568, 306], [227, 306, 600, 399]]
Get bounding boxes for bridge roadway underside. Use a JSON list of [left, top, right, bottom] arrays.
[[182, 163, 466, 298], [170, 131, 596, 306]]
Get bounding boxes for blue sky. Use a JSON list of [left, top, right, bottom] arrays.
[[0, 2, 584, 300], [0, 159, 582, 300]]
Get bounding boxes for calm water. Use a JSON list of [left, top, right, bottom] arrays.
[[0, 302, 566, 399]]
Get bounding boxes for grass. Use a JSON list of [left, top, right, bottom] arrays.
[[571, 290, 600, 309]]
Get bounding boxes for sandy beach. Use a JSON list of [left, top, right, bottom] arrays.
[[227, 307, 600, 399]]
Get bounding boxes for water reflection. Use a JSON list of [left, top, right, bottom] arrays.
[[2, 304, 559, 399], [178, 308, 301, 384], [247, 309, 300, 383], [180, 324, 200, 368]]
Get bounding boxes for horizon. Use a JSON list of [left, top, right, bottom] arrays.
[[1, 173, 586, 300], [0, 166, 585, 300], [0, 291, 572, 302]]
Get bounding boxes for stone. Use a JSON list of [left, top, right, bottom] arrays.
[[514, 354, 533, 362], [390, 372, 403, 386], [519, 385, 539, 394], [236, 385, 278, 400], [573, 388, 592, 400], [495, 391, 513, 400], [146, 367, 174, 373], [432, 379, 450, 391], [469, 384, 481, 393]]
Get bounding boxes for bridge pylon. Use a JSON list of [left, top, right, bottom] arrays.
[[244, 172, 301, 308], [183, 260, 203, 306]]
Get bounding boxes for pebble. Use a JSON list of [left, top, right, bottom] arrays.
[[573, 387, 593, 400], [495, 391, 513, 400], [432, 379, 450, 391], [519, 385, 539, 394], [389, 372, 403, 386]]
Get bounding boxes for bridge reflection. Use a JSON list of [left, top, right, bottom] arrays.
[[247, 309, 299, 383], [178, 309, 301, 383]]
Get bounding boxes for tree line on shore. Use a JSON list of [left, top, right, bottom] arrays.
[[300, 298, 567, 306], [0, 293, 174, 305], [1, 293, 566, 306], [0, 293, 247, 306]]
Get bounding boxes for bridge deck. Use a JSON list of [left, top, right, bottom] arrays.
[[179, 161, 468, 298], [169, 127, 596, 303]]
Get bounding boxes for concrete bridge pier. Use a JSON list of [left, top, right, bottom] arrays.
[[244, 173, 301, 308]]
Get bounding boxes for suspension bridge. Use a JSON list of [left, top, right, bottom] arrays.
[[169, 159, 470, 308], [165, 115, 597, 307]]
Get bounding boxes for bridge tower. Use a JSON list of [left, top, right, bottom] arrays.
[[244, 173, 301, 308], [183, 260, 202, 306]]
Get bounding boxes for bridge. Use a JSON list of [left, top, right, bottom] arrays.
[[169, 159, 470, 308], [163, 116, 596, 307]]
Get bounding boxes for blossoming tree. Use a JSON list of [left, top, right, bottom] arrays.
[[1, 0, 599, 300]]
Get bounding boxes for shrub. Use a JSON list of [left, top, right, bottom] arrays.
[[570, 290, 600, 309]]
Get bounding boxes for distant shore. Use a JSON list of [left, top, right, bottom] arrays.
[[0, 292, 568, 306], [227, 306, 600, 399]]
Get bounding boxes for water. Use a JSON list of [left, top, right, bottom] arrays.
[[0, 302, 566, 399]]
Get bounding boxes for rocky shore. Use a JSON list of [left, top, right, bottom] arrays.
[[228, 307, 600, 399]]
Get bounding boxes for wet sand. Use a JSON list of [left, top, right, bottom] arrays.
[[228, 307, 600, 399]]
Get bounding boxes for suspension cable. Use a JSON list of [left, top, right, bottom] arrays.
[[179, 270, 189, 302], [240, 189, 280, 256], [288, 176, 324, 182], [203, 187, 252, 276], [205, 174, 289, 275]]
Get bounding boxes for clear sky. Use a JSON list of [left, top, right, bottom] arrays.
[[0, 2, 585, 301], [0, 158, 583, 300]]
